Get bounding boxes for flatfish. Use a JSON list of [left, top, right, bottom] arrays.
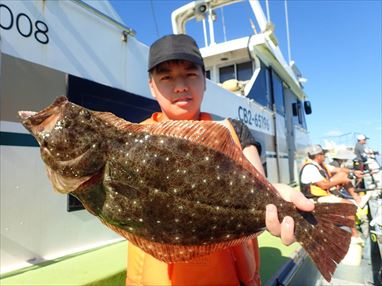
[[19, 97, 356, 281]]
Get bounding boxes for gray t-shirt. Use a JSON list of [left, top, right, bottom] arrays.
[[354, 142, 367, 162]]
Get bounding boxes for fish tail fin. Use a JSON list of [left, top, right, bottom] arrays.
[[294, 202, 357, 282]]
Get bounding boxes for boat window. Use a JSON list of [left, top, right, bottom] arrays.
[[205, 70, 211, 80], [299, 101, 307, 129], [247, 62, 272, 109], [67, 195, 84, 212], [271, 71, 285, 116], [236, 61, 253, 81], [297, 101, 303, 124], [67, 75, 160, 122], [219, 65, 235, 83], [292, 100, 307, 128]]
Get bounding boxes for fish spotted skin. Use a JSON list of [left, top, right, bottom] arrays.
[[19, 97, 356, 282]]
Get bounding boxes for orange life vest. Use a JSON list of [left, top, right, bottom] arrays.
[[126, 112, 261, 286]]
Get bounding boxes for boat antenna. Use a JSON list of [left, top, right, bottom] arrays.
[[150, 0, 160, 37], [202, 18, 208, 47], [220, 7, 227, 42], [284, 0, 292, 64], [265, 0, 271, 22], [249, 18, 257, 34]]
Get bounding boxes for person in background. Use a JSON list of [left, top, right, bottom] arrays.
[[125, 34, 314, 286], [353, 134, 378, 190], [329, 149, 360, 199], [299, 144, 367, 244], [354, 134, 369, 168], [300, 144, 365, 206], [330, 149, 355, 168]]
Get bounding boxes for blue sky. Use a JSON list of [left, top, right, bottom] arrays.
[[110, 0, 381, 152]]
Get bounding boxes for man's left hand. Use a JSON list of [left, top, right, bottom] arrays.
[[354, 170, 363, 178], [265, 184, 315, 246]]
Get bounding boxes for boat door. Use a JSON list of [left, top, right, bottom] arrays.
[[270, 70, 290, 184]]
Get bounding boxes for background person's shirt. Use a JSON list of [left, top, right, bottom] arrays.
[[354, 142, 367, 162], [300, 161, 335, 184]]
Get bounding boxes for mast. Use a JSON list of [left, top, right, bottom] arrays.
[[284, 0, 292, 64]]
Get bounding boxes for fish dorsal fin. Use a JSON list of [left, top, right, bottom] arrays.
[[94, 111, 133, 129], [149, 120, 240, 158], [143, 120, 274, 189], [130, 120, 259, 176]]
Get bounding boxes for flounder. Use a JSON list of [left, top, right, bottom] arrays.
[[19, 97, 356, 281]]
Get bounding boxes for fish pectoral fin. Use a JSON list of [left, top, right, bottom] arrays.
[[46, 167, 92, 194]]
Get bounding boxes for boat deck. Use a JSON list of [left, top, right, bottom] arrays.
[[1, 221, 379, 285], [319, 240, 375, 286], [0, 231, 300, 286]]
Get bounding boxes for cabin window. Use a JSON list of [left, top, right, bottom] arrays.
[[205, 70, 211, 79], [299, 101, 307, 128], [297, 101, 303, 125], [67, 195, 84, 212], [219, 65, 235, 83], [292, 99, 307, 128], [236, 61, 253, 81], [271, 71, 285, 116], [247, 62, 272, 109]]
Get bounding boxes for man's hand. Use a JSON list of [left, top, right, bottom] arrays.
[[241, 147, 315, 245], [265, 184, 315, 246], [354, 170, 363, 178]]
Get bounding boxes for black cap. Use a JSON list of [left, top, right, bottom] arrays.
[[148, 34, 204, 71]]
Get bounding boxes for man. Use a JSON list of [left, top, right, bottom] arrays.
[[299, 144, 368, 245], [353, 134, 377, 190], [354, 134, 369, 164], [300, 144, 366, 207], [126, 34, 314, 286], [330, 149, 356, 168], [329, 149, 360, 199]]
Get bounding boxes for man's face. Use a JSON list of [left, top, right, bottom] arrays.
[[149, 60, 206, 120], [314, 152, 326, 163]]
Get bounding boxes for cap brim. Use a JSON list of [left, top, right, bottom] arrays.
[[148, 53, 204, 71]]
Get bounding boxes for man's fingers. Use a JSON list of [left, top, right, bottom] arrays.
[[280, 216, 295, 245], [265, 204, 281, 237], [272, 183, 315, 212], [289, 191, 315, 212]]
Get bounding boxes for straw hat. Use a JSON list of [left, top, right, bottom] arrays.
[[332, 149, 356, 160]]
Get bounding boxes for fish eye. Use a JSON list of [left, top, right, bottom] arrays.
[[59, 119, 71, 128], [79, 109, 91, 120]]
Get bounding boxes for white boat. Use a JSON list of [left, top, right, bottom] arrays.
[[2, 0, 356, 285]]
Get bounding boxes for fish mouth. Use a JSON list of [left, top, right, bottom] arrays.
[[18, 96, 68, 136], [18, 111, 38, 120]]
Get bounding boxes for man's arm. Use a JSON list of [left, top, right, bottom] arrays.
[[242, 146, 314, 246], [331, 166, 363, 179], [314, 175, 350, 190]]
